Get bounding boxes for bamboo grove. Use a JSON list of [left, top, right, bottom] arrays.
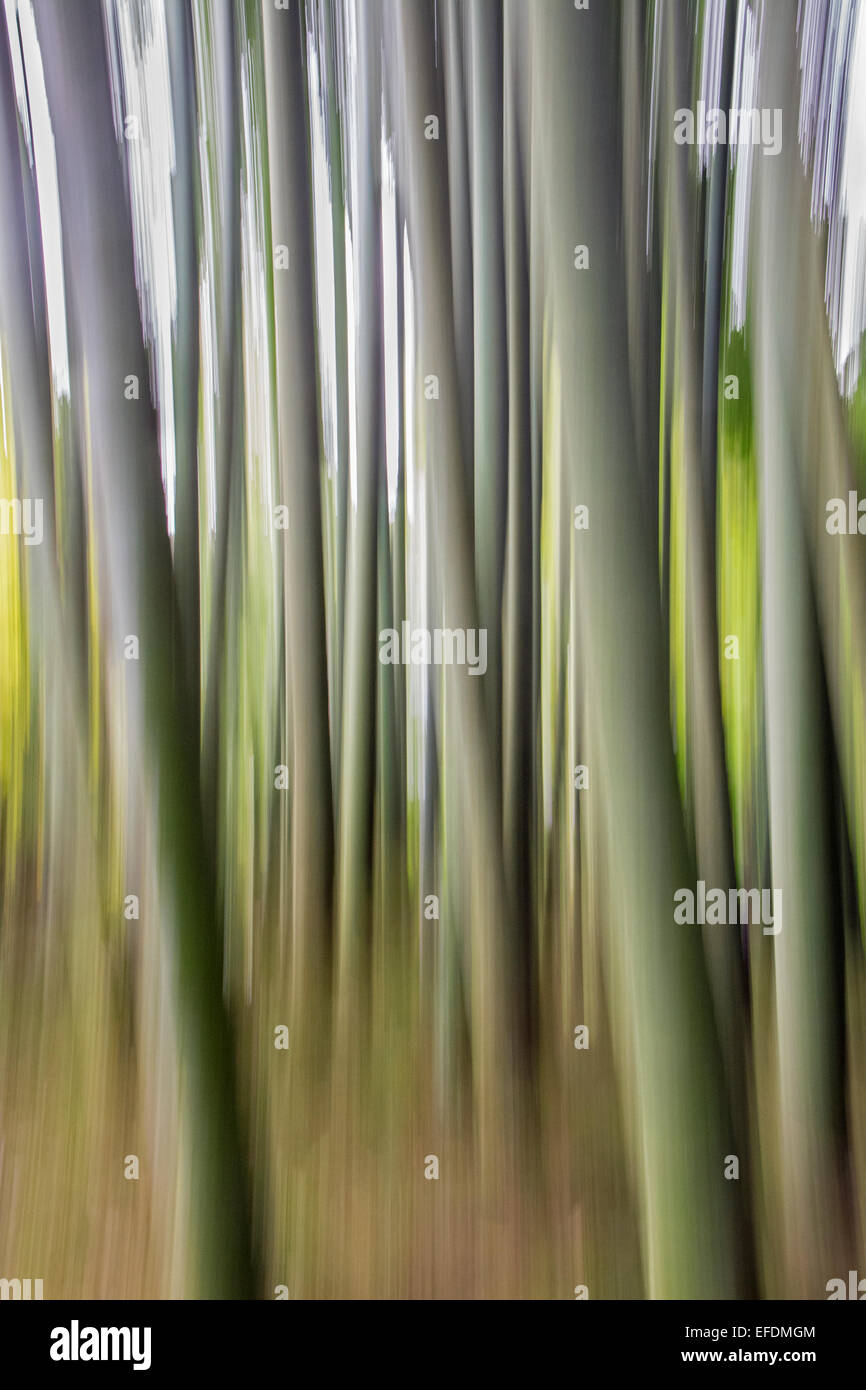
[[0, 0, 865, 1299]]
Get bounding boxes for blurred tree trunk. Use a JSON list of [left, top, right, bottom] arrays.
[[468, 0, 506, 790], [752, 1, 851, 1296], [530, 0, 747, 1298], [333, 0, 383, 1056], [36, 0, 255, 1298], [388, 0, 517, 1177], [261, 0, 334, 1072], [166, 0, 201, 727]]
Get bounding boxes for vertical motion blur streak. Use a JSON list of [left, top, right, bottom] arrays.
[[0, 0, 864, 1299]]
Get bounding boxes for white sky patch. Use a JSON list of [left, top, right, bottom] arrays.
[[381, 110, 399, 524], [699, 0, 727, 175], [0, 337, 7, 455], [799, 0, 855, 217], [199, 262, 217, 532], [345, 210, 358, 513], [403, 225, 416, 531], [340, 0, 362, 516], [110, 0, 178, 531], [191, 0, 222, 538], [799, 0, 865, 392], [3, 0, 31, 164], [646, 0, 663, 257], [728, 0, 760, 332], [836, 1, 866, 387], [239, 39, 274, 532], [402, 223, 428, 809], [306, 7, 339, 483], [6, 0, 71, 400]]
